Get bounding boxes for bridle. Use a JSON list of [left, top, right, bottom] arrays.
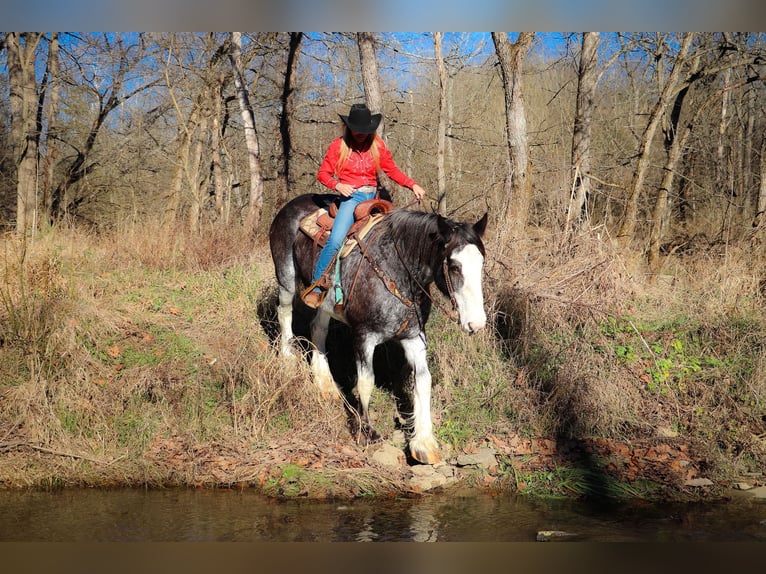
[[347, 218, 461, 333]]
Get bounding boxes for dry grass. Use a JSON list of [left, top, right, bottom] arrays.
[[1, 221, 765, 489], [482, 226, 766, 478], [0, 223, 349, 487]]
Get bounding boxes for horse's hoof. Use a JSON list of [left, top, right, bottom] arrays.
[[408, 439, 441, 464], [355, 424, 381, 446], [365, 426, 381, 443], [280, 344, 297, 359]]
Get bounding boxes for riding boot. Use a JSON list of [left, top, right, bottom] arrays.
[[302, 288, 326, 309]]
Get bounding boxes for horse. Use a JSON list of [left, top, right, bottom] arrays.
[[269, 193, 488, 463]]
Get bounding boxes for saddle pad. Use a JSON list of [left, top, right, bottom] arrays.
[[299, 199, 393, 250], [340, 212, 386, 258], [298, 208, 331, 246]]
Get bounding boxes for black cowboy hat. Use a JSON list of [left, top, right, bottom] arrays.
[[339, 103, 381, 134]]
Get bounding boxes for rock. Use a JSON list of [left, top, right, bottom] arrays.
[[733, 482, 753, 491], [409, 467, 448, 492], [408, 463, 457, 492], [434, 463, 456, 479], [455, 446, 498, 471], [536, 530, 578, 542], [684, 477, 713, 487], [369, 443, 405, 468], [747, 486, 766, 499], [411, 464, 438, 477]]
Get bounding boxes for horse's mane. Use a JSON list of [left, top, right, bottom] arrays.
[[385, 209, 485, 256], [384, 210, 441, 257]]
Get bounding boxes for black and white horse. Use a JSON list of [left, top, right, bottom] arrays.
[[269, 193, 488, 463]]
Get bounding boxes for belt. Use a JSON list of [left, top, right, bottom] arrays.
[[355, 185, 377, 194]]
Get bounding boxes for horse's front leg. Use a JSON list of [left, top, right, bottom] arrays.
[[310, 309, 341, 398], [400, 334, 441, 464], [276, 285, 296, 357], [353, 335, 381, 444]]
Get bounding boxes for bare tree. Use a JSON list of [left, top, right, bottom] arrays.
[[566, 32, 599, 233], [492, 32, 535, 241], [755, 137, 766, 232], [7, 32, 43, 235], [357, 32, 384, 138], [617, 33, 694, 244], [278, 32, 302, 207], [230, 31, 265, 231], [434, 32, 448, 215], [40, 33, 60, 221], [160, 34, 212, 231], [210, 71, 228, 224], [50, 34, 158, 223]]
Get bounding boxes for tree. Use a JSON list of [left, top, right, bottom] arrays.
[[566, 32, 599, 232], [357, 32, 384, 138], [39, 33, 60, 221], [230, 32, 265, 232], [492, 32, 535, 241], [434, 32, 448, 215], [160, 33, 221, 232], [278, 32, 302, 207], [617, 33, 694, 244], [49, 34, 158, 223], [6, 32, 43, 235]]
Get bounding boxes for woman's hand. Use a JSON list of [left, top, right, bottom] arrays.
[[412, 184, 425, 201], [335, 183, 355, 197]]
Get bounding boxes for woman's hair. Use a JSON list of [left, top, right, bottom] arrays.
[[335, 127, 381, 176]]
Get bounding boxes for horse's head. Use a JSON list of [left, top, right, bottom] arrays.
[[436, 212, 489, 334]]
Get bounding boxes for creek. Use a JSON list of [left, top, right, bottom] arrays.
[[2, 488, 765, 542]]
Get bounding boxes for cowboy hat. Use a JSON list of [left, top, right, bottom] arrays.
[[339, 103, 381, 134]]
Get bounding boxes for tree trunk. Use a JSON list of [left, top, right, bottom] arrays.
[[162, 101, 201, 229], [357, 32, 384, 138], [7, 32, 43, 235], [566, 32, 599, 233], [742, 87, 756, 218], [434, 32, 448, 215], [211, 73, 226, 224], [41, 33, 60, 221], [230, 31, 264, 232], [717, 67, 732, 195], [753, 137, 766, 232], [492, 32, 534, 242], [647, 111, 693, 269], [188, 111, 210, 234], [357, 31, 394, 195], [617, 33, 694, 245], [278, 32, 302, 207]]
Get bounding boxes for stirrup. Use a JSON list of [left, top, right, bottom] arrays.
[[301, 281, 328, 308]]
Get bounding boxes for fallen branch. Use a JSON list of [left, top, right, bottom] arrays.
[[0, 442, 125, 466]]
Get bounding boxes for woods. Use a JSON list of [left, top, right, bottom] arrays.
[[2, 32, 766, 497], [2, 32, 766, 255]]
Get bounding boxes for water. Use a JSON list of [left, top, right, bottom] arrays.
[[1, 488, 765, 542]]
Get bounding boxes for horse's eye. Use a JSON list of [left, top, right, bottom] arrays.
[[448, 263, 461, 275]]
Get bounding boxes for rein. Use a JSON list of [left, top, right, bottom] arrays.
[[346, 209, 460, 331]]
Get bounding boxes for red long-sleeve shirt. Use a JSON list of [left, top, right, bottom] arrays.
[[317, 137, 417, 191]]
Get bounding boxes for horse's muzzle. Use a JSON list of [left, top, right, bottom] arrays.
[[463, 315, 487, 334]]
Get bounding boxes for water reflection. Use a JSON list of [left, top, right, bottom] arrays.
[[0, 489, 765, 542]]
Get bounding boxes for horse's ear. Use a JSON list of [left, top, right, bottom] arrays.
[[474, 212, 488, 237], [436, 214, 453, 241]]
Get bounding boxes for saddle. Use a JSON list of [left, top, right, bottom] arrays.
[[299, 198, 394, 258]]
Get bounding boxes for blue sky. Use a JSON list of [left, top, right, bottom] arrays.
[[3, 0, 764, 31]]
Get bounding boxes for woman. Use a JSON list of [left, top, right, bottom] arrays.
[[303, 103, 426, 309]]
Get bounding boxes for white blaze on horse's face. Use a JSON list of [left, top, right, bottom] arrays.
[[450, 244, 486, 333]]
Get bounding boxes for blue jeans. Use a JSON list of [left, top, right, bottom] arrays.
[[311, 189, 376, 285]]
